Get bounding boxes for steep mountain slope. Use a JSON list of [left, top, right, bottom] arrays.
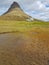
[[1, 2, 32, 21]]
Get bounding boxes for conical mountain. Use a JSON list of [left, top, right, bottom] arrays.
[[1, 2, 32, 21], [3, 2, 21, 14]]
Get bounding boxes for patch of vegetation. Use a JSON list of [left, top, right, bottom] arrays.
[[0, 20, 49, 33]]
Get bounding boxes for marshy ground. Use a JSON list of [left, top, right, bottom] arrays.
[[0, 20, 49, 65]]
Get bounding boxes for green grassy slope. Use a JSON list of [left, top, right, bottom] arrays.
[[0, 20, 49, 33]]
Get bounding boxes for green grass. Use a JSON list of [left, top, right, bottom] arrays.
[[0, 20, 49, 33]]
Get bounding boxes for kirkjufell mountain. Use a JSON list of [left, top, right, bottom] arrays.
[[1, 2, 32, 21]]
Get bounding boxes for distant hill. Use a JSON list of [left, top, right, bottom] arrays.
[[0, 2, 32, 21]]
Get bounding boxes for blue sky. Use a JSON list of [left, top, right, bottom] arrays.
[[0, 0, 49, 21]]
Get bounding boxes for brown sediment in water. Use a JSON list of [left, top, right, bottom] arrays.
[[0, 31, 49, 65]]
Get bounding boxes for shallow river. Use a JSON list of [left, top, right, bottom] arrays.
[[0, 32, 49, 65]]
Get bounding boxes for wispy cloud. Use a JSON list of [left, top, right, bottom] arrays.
[[23, 0, 49, 21]]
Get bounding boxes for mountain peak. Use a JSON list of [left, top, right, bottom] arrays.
[[3, 1, 21, 14], [11, 1, 20, 8]]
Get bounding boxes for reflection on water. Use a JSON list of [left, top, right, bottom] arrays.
[[0, 32, 26, 46], [0, 32, 49, 65]]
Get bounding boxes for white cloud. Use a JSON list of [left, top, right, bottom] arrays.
[[23, 0, 49, 21], [36, 1, 45, 9]]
